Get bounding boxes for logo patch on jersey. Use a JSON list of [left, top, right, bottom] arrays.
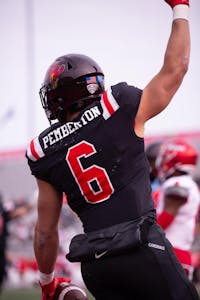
[[95, 250, 108, 259], [148, 242, 165, 251]]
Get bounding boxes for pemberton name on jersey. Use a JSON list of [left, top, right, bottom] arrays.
[[43, 106, 101, 149]]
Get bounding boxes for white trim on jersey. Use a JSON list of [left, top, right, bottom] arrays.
[[26, 136, 45, 161], [100, 87, 119, 120]]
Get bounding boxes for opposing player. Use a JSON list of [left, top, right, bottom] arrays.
[[145, 141, 163, 209], [145, 140, 163, 189], [156, 140, 200, 280], [0, 194, 33, 292], [26, 0, 200, 299]]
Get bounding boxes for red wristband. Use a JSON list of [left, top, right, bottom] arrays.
[[165, 0, 189, 8], [157, 211, 174, 229]]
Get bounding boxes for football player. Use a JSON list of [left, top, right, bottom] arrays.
[[145, 141, 163, 187], [156, 140, 200, 281], [145, 141, 163, 209], [26, 0, 200, 299], [0, 194, 33, 292]]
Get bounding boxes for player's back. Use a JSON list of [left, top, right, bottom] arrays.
[[26, 83, 155, 232]]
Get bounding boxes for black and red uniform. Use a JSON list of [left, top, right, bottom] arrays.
[[26, 83, 199, 300]]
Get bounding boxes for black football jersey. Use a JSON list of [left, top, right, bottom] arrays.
[[26, 82, 155, 232]]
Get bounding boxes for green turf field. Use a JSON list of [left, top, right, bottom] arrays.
[[0, 288, 40, 300], [1, 286, 199, 299], [0, 288, 95, 300]]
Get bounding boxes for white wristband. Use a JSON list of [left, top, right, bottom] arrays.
[[39, 271, 55, 286], [173, 4, 189, 21]]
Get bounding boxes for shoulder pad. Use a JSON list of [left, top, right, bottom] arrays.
[[100, 86, 119, 120], [26, 136, 45, 162]]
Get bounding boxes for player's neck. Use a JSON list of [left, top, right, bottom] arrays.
[[66, 111, 81, 122]]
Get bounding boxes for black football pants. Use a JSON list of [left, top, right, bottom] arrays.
[[81, 224, 200, 300]]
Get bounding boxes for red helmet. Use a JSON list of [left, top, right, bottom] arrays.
[[156, 139, 198, 181], [39, 54, 104, 123]]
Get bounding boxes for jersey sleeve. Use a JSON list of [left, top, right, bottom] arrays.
[[101, 82, 142, 120], [25, 135, 50, 181], [113, 82, 142, 111], [25, 121, 63, 182]]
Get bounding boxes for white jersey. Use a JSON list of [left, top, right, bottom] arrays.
[[157, 175, 200, 251]]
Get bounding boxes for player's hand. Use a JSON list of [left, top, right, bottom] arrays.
[[165, 0, 189, 8], [40, 277, 71, 300]]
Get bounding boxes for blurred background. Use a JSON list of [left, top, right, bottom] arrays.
[[0, 0, 199, 299]]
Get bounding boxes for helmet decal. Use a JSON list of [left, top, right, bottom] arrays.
[[39, 54, 105, 124], [86, 76, 103, 94], [48, 63, 65, 89]]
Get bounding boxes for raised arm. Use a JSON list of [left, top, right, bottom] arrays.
[[135, 0, 190, 137]]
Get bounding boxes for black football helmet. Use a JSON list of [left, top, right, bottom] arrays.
[[39, 54, 105, 123]]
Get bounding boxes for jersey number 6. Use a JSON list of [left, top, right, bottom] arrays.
[[66, 141, 114, 204]]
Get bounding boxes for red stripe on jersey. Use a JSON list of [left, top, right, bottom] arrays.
[[103, 92, 115, 115], [30, 139, 40, 160]]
